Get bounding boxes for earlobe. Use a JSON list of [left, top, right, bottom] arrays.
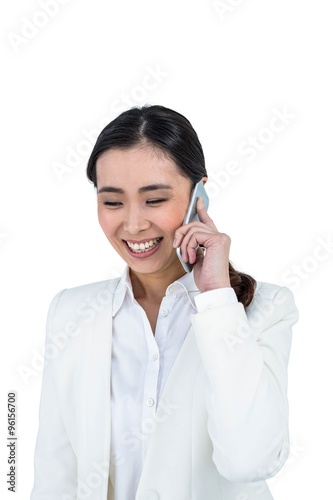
[[202, 176, 208, 185]]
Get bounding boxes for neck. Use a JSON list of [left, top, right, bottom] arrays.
[[129, 262, 186, 303]]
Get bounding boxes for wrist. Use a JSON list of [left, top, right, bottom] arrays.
[[200, 281, 231, 293]]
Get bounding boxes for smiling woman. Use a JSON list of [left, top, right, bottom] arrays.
[[88, 105, 256, 306], [31, 104, 299, 500], [95, 146, 194, 292]]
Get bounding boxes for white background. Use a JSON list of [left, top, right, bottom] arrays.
[[1, 0, 332, 498]]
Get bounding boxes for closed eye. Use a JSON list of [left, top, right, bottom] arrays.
[[102, 199, 167, 207], [104, 201, 122, 207], [146, 199, 167, 205]]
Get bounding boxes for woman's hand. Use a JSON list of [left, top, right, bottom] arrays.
[[173, 197, 231, 293]]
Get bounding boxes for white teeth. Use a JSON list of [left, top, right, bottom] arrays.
[[126, 238, 161, 253]]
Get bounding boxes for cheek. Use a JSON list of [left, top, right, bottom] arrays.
[[160, 208, 185, 233]]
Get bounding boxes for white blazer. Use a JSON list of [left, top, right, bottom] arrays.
[[30, 277, 298, 500]]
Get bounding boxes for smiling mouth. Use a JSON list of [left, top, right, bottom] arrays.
[[125, 238, 162, 254]]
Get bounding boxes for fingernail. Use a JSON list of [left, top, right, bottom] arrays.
[[173, 238, 178, 248], [197, 197, 204, 207]]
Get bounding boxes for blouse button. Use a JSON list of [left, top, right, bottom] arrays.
[[146, 398, 155, 407], [161, 308, 169, 317]]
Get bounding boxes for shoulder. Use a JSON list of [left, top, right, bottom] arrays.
[[54, 277, 121, 306], [252, 281, 296, 305], [253, 281, 294, 303], [246, 281, 299, 328], [46, 277, 121, 333]]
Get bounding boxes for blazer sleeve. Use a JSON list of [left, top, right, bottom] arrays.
[[30, 289, 78, 500], [191, 284, 299, 483]]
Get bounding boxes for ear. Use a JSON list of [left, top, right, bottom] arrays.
[[201, 176, 208, 185]]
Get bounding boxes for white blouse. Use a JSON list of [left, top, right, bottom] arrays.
[[109, 266, 237, 498]]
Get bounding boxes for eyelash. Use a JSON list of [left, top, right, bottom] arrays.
[[147, 198, 167, 205], [104, 202, 121, 207], [103, 199, 167, 207]]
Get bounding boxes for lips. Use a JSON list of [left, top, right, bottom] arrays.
[[125, 237, 162, 254]]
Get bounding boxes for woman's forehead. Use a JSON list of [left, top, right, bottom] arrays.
[[96, 146, 183, 185]]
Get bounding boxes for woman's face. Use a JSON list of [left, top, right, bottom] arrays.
[[96, 145, 193, 278]]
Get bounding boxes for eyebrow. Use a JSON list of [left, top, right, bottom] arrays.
[[97, 183, 173, 194]]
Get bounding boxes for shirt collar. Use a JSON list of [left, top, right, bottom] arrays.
[[165, 270, 200, 308], [112, 266, 200, 317], [112, 266, 135, 317]]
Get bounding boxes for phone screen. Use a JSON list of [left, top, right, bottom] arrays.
[[176, 181, 209, 273]]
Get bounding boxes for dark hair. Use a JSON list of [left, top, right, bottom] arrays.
[[87, 104, 206, 188], [86, 104, 256, 308]]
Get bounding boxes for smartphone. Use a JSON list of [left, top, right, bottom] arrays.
[[176, 181, 209, 273]]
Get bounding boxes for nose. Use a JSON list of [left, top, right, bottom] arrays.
[[123, 206, 151, 235]]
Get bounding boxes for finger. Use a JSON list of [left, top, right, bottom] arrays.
[[178, 231, 197, 263], [196, 198, 217, 229], [173, 222, 207, 248], [173, 209, 216, 248], [188, 244, 206, 264], [173, 231, 184, 249], [180, 231, 208, 264], [177, 225, 213, 252]]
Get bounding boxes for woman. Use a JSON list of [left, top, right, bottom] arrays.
[[31, 105, 299, 500]]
